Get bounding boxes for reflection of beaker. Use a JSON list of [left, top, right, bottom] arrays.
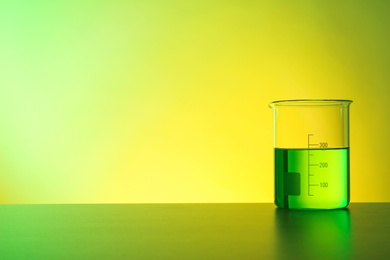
[[274, 209, 351, 259], [269, 100, 352, 209]]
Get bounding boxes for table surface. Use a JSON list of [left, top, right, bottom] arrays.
[[0, 203, 389, 259]]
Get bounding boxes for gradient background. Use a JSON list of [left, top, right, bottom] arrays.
[[0, 1, 389, 203]]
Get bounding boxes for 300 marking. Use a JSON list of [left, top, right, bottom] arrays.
[[319, 142, 328, 148]]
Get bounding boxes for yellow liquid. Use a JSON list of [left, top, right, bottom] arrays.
[[274, 148, 349, 209]]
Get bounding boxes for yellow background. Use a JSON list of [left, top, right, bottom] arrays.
[[0, 1, 389, 203]]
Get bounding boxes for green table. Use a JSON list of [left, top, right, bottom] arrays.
[[1, 203, 389, 259]]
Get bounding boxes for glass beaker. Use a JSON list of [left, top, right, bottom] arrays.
[[269, 99, 352, 209]]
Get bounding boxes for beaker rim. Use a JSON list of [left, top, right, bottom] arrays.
[[269, 99, 353, 107]]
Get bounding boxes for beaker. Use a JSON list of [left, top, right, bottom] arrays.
[[269, 99, 352, 209]]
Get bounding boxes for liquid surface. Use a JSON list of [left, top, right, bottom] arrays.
[[275, 148, 349, 209]]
